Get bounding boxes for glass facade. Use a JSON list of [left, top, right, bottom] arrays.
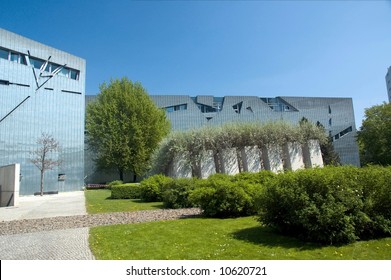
[[0, 28, 86, 195]]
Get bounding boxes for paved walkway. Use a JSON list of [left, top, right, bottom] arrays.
[[0, 192, 95, 260]]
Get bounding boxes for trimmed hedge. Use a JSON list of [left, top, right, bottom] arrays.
[[111, 183, 143, 199], [257, 166, 391, 244]]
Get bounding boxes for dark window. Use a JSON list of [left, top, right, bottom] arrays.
[[70, 69, 79, 80], [29, 57, 44, 69], [0, 48, 9, 60]]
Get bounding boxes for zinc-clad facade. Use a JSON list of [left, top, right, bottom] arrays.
[[85, 94, 360, 184], [0, 29, 86, 195], [152, 95, 360, 167]]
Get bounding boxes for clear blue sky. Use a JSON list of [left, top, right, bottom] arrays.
[[1, 0, 391, 127]]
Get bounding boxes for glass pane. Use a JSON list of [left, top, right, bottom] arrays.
[[51, 63, 60, 73], [11, 52, 19, 62], [59, 67, 70, 77], [70, 69, 79, 80], [20, 55, 27, 65], [30, 57, 43, 69], [0, 48, 9, 60]]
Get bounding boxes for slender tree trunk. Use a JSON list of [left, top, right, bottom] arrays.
[[119, 169, 124, 181], [40, 170, 44, 196], [133, 174, 137, 183]]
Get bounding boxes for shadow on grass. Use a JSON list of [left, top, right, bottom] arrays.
[[232, 225, 326, 251], [103, 197, 165, 209]]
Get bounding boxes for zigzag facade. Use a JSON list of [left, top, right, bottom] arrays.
[[152, 95, 360, 166]]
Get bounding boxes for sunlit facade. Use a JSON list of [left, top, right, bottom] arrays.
[[85, 94, 360, 184], [0, 28, 86, 195]]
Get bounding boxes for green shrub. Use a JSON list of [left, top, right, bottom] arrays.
[[359, 166, 391, 238], [140, 174, 174, 202], [257, 166, 388, 244], [111, 183, 142, 199], [107, 180, 123, 189], [233, 170, 276, 185], [162, 178, 199, 209], [189, 174, 262, 218]]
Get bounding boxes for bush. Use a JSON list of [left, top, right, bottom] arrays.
[[140, 174, 173, 202], [359, 166, 391, 238], [111, 183, 143, 199], [257, 166, 391, 244], [189, 173, 263, 218], [162, 178, 199, 209], [107, 180, 123, 189]]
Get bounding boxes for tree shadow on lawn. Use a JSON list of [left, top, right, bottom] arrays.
[[232, 224, 327, 251]]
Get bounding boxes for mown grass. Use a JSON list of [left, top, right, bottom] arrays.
[[89, 216, 391, 260], [84, 189, 163, 214]]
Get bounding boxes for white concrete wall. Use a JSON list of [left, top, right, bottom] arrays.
[[0, 163, 20, 207], [171, 152, 192, 178], [283, 142, 305, 171], [200, 150, 216, 179], [262, 145, 284, 173], [166, 139, 325, 178], [219, 148, 240, 175], [302, 139, 324, 168], [241, 146, 262, 173]]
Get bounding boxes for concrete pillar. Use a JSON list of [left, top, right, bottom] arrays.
[[219, 148, 240, 175], [241, 146, 262, 173], [302, 139, 324, 168], [200, 150, 216, 179], [283, 142, 305, 171], [171, 152, 192, 178], [0, 163, 20, 207], [262, 144, 284, 173]]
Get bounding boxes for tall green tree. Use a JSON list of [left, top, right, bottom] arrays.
[[86, 77, 170, 181], [357, 102, 391, 166]]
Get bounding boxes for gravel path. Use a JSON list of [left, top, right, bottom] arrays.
[[0, 208, 202, 236]]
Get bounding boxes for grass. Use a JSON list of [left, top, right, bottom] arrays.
[[89, 216, 391, 260], [84, 189, 163, 214]]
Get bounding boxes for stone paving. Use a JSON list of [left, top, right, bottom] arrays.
[[0, 192, 201, 260], [0, 228, 94, 260], [0, 192, 94, 260]]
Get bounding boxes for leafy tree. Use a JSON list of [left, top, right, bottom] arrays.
[[357, 102, 391, 166], [30, 133, 61, 196], [86, 77, 170, 181], [316, 121, 340, 166], [300, 118, 339, 166]]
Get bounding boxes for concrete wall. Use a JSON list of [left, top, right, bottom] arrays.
[[0, 163, 20, 207], [168, 140, 324, 178]]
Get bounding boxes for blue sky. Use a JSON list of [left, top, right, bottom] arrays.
[[1, 0, 391, 127]]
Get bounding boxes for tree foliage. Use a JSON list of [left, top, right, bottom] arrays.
[[357, 102, 391, 166], [86, 77, 170, 180], [30, 133, 61, 196]]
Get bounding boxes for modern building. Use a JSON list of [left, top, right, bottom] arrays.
[[0, 28, 86, 195], [85, 94, 360, 183], [386, 66, 391, 102]]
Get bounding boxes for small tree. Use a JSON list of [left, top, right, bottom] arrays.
[[357, 102, 391, 166], [30, 133, 61, 196], [86, 77, 170, 181]]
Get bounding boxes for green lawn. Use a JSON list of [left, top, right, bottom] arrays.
[[89, 216, 391, 260], [84, 189, 164, 214]]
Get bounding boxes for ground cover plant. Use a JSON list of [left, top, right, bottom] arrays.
[[84, 189, 163, 214], [89, 216, 391, 260]]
